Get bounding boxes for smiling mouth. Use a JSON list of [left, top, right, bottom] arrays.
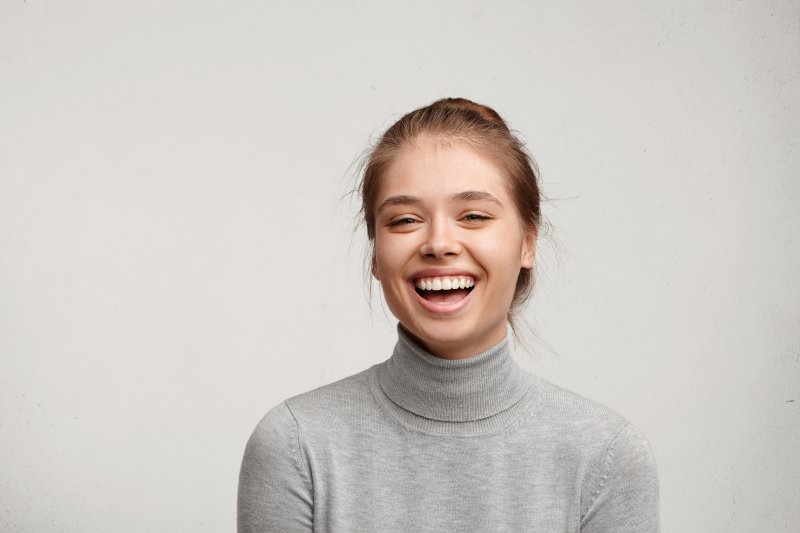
[[413, 276, 475, 303]]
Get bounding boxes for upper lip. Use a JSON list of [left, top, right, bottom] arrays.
[[409, 268, 479, 281]]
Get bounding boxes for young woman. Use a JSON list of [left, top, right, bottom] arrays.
[[238, 98, 660, 532]]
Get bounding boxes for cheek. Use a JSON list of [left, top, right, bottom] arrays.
[[374, 235, 406, 281], [478, 233, 525, 267]]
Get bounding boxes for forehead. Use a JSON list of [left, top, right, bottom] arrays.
[[379, 137, 510, 200]]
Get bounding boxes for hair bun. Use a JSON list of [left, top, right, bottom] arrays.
[[429, 97, 507, 128]]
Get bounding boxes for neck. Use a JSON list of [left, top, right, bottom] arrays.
[[398, 323, 509, 360], [378, 323, 531, 422]]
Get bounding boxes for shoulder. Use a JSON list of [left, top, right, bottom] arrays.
[[239, 398, 317, 531], [531, 379, 659, 529], [538, 378, 657, 468], [248, 365, 379, 443], [284, 365, 376, 420], [534, 378, 632, 446], [580, 417, 660, 530], [241, 366, 376, 474], [242, 402, 304, 475]]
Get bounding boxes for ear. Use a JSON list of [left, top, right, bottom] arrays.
[[371, 254, 380, 280], [520, 229, 537, 269]]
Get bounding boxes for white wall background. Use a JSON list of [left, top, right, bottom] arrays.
[[2, 1, 798, 531]]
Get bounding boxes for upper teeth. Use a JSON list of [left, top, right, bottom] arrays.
[[415, 276, 475, 290]]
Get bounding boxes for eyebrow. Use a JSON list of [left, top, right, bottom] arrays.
[[376, 190, 503, 214], [376, 195, 422, 214], [450, 190, 503, 206]]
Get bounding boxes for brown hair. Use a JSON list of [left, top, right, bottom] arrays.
[[358, 97, 543, 328]]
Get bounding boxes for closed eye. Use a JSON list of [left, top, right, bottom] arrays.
[[387, 216, 421, 228], [462, 213, 491, 222]]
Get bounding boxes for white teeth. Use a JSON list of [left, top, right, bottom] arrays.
[[414, 276, 476, 291]]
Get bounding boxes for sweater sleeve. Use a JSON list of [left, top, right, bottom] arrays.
[[580, 423, 660, 532], [237, 402, 313, 533]]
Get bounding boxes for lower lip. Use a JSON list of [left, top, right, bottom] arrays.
[[409, 283, 475, 315]]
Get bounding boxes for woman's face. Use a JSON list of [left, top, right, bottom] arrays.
[[372, 137, 535, 360]]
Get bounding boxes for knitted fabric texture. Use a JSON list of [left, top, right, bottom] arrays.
[[238, 326, 660, 532]]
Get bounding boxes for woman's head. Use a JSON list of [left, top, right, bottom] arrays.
[[359, 98, 543, 358]]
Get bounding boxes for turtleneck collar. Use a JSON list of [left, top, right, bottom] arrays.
[[376, 324, 533, 426]]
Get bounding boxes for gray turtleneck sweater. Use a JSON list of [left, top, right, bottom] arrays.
[[238, 327, 659, 532]]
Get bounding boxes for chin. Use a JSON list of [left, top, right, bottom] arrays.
[[404, 318, 494, 356]]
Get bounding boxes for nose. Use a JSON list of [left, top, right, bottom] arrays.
[[420, 217, 462, 258]]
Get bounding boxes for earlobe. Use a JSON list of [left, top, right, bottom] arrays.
[[520, 232, 537, 269], [371, 255, 380, 280]]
